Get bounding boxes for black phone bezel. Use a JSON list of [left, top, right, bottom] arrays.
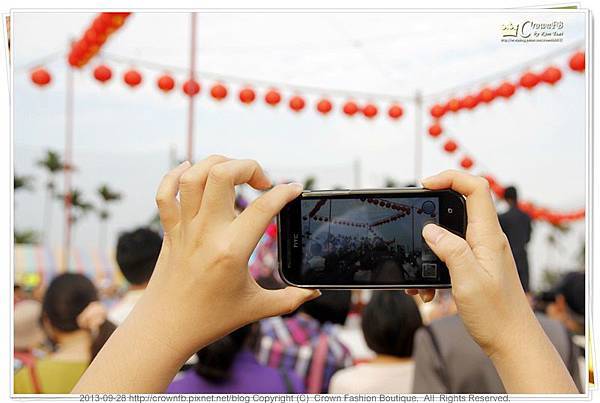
[[277, 188, 467, 289]]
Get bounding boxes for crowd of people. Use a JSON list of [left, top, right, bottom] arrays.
[[13, 157, 586, 395], [304, 232, 430, 284]]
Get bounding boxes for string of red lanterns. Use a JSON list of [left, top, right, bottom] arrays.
[[67, 13, 131, 69], [483, 175, 585, 225], [28, 41, 585, 224], [425, 50, 586, 224], [426, 51, 585, 170], [30, 61, 407, 121]]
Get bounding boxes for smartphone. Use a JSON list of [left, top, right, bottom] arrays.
[[277, 188, 467, 289]]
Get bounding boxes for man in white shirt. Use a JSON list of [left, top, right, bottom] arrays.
[[109, 228, 162, 325]]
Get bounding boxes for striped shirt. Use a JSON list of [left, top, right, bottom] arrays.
[[257, 314, 353, 394]]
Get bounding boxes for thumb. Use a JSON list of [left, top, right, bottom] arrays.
[[259, 287, 321, 318], [422, 223, 479, 283]]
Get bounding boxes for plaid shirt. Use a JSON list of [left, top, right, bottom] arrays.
[[257, 314, 353, 394]]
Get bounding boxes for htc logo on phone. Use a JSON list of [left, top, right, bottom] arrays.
[[292, 233, 300, 248]]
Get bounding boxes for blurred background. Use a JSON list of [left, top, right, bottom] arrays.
[[11, 10, 589, 395], [13, 11, 586, 292]]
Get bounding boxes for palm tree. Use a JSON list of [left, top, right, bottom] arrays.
[[57, 188, 95, 231], [14, 173, 38, 245], [37, 150, 64, 245], [303, 176, 316, 191], [15, 229, 39, 245], [96, 184, 122, 250], [14, 174, 34, 192]]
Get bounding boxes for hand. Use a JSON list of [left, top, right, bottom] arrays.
[[76, 302, 107, 334], [131, 156, 320, 359], [407, 170, 531, 357]]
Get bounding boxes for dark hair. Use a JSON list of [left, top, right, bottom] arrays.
[[194, 324, 254, 382], [116, 227, 162, 285], [504, 186, 518, 202], [361, 291, 423, 358], [551, 271, 585, 317], [300, 290, 352, 325], [42, 273, 116, 361]]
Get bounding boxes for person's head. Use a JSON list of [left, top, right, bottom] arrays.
[[504, 186, 518, 205], [42, 273, 116, 360], [194, 323, 255, 383], [361, 291, 423, 358], [116, 227, 162, 288], [299, 290, 352, 325], [545, 271, 585, 335]]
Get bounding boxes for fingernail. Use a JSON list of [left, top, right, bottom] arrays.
[[179, 161, 191, 168], [421, 292, 434, 303], [422, 223, 445, 245], [288, 182, 304, 192]]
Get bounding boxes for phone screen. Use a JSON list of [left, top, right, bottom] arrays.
[[297, 195, 447, 286]]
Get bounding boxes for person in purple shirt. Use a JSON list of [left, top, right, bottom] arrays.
[[167, 323, 304, 394]]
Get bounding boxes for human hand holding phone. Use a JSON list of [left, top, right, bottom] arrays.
[[410, 170, 577, 393], [74, 156, 319, 393], [73, 162, 577, 394]]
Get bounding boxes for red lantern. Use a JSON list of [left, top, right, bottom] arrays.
[[84, 28, 106, 47], [109, 13, 127, 29], [183, 79, 201, 97], [210, 83, 228, 100], [491, 183, 505, 198], [289, 96, 305, 112], [343, 101, 359, 116], [541, 66, 562, 85], [362, 103, 378, 118], [99, 13, 115, 27], [477, 87, 496, 103], [239, 87, 256, 104], [460, 156, 474, 170], [430, 104, 446, 118], [569, 51, 585, 72], [93, 65, 112, 83], [30, 68, 51, 86], [428, 124, 442, 137], [460, 95, 479, 110], [123, 69, 142, 87], [92, 15, 110, 33], [316, 99, 333, 114], [265, 89, 281, 106], [495, 82, 516, 98], [519, 72, 540, 89], [70, 40, 87, 60], [68, 54, 79, 67], [443, 140, 458, 153], [157, 74, 175, 92], [388, 104, 403, 119], [446, 98, 461, 112]]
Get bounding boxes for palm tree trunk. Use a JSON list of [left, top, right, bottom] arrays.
[[99, 201, 108, 251]]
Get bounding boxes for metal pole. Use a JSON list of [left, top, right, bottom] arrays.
[[63, 43, 74, 270], [186, 12, 197, 163], [414, 90, 423, 184]]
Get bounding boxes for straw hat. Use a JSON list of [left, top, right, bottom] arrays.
[[14, 300, 46, 351]]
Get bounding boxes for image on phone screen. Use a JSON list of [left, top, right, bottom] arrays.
[[299, 196, 443, 286]]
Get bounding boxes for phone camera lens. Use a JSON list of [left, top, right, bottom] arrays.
[[447, 208, 453, 214]]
